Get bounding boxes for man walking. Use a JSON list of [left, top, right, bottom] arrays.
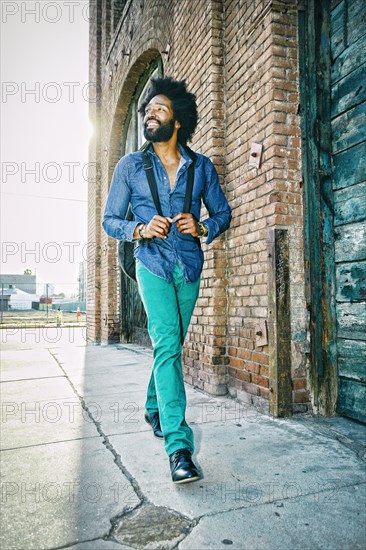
[[103, 77, 231, 483]]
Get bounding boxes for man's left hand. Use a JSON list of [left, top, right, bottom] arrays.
[[169, 213, 199, 236]]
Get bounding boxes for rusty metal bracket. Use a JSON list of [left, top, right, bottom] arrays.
[[255, 320, 268, 347], [162, 43, 171, 62], [249, 142, 263, 169]]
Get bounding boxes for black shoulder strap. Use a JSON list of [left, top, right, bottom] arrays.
[[142, 147, 196, 216], [182, 145, 196, 214], [183, 145, 196, 212], [142, 152, 163, 216]]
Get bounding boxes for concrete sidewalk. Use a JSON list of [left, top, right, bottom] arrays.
[[1, 328, 365, 550]]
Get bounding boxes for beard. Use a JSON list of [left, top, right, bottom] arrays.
[[143, 118, 175, 142]]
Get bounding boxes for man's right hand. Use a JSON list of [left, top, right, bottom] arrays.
[[143, 215, 171, 239]]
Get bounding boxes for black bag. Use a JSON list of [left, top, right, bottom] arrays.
[[118, 205, 136, 280], [118, 147, 196, 281]]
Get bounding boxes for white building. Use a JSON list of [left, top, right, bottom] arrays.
[[5, 287, 40, 310]]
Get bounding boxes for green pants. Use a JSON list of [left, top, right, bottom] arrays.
[[136, 260, 201, 456]]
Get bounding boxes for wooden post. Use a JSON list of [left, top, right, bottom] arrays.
[[268, 228, 292, 417]]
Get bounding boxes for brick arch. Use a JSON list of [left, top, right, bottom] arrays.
[[108, 48, 162, 173], [103, 49, 162, 343]]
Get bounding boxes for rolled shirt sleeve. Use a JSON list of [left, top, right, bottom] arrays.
[[201, 158, 232, 245], [102, 157, 140, 242]]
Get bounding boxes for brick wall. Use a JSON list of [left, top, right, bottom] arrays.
[[224, 0, 309, 413], [168, 0, 229, 395], [88, 0, 311, 414], [87, 0, 102, 343]]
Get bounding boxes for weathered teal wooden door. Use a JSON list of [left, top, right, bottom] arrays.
[[331, 0, 366, 422]]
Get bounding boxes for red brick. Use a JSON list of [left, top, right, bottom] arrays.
[[293, 390, 310, 403], [293, 379, 308, 391], [229, 357, 245, 369], [251, 374, 269, 388], [252, 352, 269, 365]]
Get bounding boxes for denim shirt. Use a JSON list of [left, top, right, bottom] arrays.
[[102, 143, 232, 283]]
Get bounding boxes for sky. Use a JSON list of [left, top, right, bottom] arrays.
[[1, 1, 91, 296]]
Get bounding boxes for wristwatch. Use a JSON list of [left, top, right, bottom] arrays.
[[138, 224, 146, 239], [197, 221, 209, 237]]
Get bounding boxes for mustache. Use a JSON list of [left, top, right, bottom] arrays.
[[145, 118, 160, 125]]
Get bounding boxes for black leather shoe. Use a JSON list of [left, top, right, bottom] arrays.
[[169, 449, 200, 484], [144, 411, 163, 439]]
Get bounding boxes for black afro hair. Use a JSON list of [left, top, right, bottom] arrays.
[[138, 76, 198, 144]]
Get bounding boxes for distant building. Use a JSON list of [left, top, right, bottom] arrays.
[[0, 274, 36, 294], [39, 295, 52, 311], [4, 286, 40, 310]]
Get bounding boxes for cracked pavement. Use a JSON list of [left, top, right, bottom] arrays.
[[1, 328, 366, 549]]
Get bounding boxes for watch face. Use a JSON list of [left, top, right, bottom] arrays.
[[198, 222, 208, 236]]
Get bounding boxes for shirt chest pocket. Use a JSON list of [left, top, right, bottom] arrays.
[[174, 175, 204, 203], [129, 170, 157, 210]]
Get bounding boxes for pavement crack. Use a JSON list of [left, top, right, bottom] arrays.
[[101, 433, 145, 502], [173, 516, 201, 549], [200, 479, 366, 519], [1, 375, 66, 383], [47, 349, 145, 508], [0, 434, 100, 452], [44, 535, 111, 550]]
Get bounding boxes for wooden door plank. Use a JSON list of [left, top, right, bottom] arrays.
[[331, 0, 366, 60], [335, 221, 366, 262], [336, 301, 366, 339], [331, 0, 342, 10], [334, 181, 366, 226], [338, 338, 366, 381], [332, 34, 366, 84], [331, 62, 366, 117], [335, 260, 366, 302], [331, 0, 366, 33], [337, 378, 366, 422], [331, 0, 345, 31], [332, 142, 366, 190], [328, 0, 366, 423], [331, 102, 366, 153]]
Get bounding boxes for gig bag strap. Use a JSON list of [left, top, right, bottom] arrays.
[[183, 161, 195, 214], [142, 146, 196, 216], [182, 144, 196, 214], [142, 153, 163, 216]]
